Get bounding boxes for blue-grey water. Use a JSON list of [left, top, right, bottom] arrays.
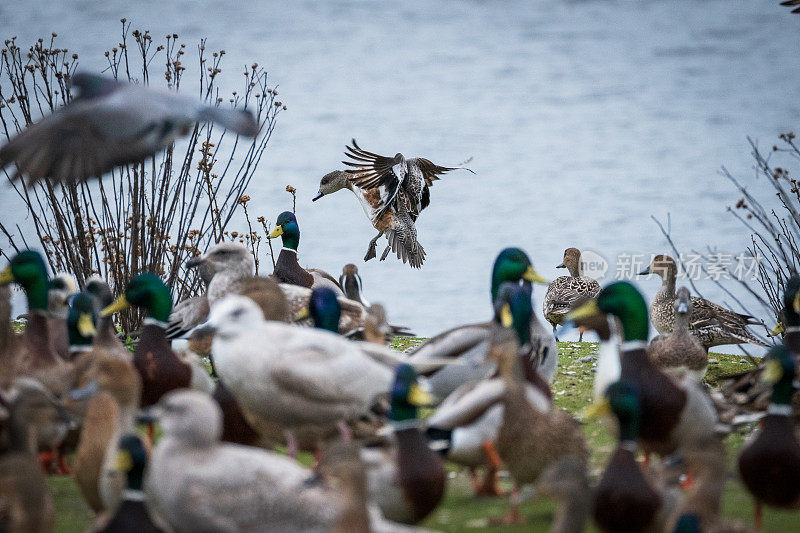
[[2, 1, 799, 350]]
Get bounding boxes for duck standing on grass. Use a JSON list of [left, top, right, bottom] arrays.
[[363, 364, 445, 525], [267, 210, 344, 295], [638, 254, 766, 349], [737, 344, 800, 531], [648, 286, 709, 379], [543, 247, 600, 341]]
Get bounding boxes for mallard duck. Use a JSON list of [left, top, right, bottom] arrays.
[[0, 72, 258, 185], [102, 274, 191, 407], [145, 390, 429, 532], [340, 263, 369, 306], [166, 242, 255, 339], [490, 299, 588, 525], [424, 282, 551, 497], [72, 357, 141, 513], [90, 434, 167, 532], [0, 379, 61, 532], [267, 211, 344, 295], [591, 381, 679, 533], [737, 344, 800, 530], [48, 273, 78, 360], [648, 286, 708, 379], [0, 251, 73, 397], [543, 248, 600, 341], [314, 169, 426, 268], [638, 255, 766, 349], [534, 457, 592, 533], [407, 247, 554, 401], [568, 281, 723, 517], [84, 277, 131, 360], [362, 364, 445, 524], [66, 292, 99, 360]]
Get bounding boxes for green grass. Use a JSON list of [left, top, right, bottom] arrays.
[[48, 342, 800, 532]]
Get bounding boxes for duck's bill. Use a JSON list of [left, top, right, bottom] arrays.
[[638, 266, 650, 275], [69, 381, 99, 401], [768, 322, 784, 337], [582, 398, 611, 419], [112, 449, 133, 472], [312, 191, 324, 201], [794, 291, 800, 314], [407, 382, 434, 407], [567, 299, 601, 321], [556, 263, 566, 269], [268, 226, 283, 239], [0, 266, 13, 285], [522, 265, 548, 285], [500, 303, 513, 328], [761, 359, 783, 384], [677, 301, 688, 314], [185, 255, 204, 269], [294, 307, 310, 321], [77, 313, 97, 337], [101, 295, 130, 317]]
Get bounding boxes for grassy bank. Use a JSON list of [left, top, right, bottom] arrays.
[[49, 341, 800, 532]]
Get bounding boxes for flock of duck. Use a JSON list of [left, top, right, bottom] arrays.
[[0, 72, 797, 532]]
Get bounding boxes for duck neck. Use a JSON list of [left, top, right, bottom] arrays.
[[279, 223, 300, 251], [770, 373, 795, 407], [615, 308, 649, 343], [144, 288, 173, 324], [22, 273, 49, 312], [658, 266, 677, 300], [274, 248, 314, 287], [24, 310, 57, 362], [674, 310, 690, 330]]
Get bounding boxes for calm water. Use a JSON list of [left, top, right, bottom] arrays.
[[2, 1, 799, 347]]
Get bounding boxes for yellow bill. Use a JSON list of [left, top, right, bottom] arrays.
[[522, 265, 548, 285], [500, 303, 514, 328], [268, 225, 283, 239], [77, 313, 97, 337], [294, 307, 310, 321], [101, 295, 130, 317], [583, 398, 611, 419], [761, 359, 783, 384], [0, 266, 14, 285], [794, 291, 800, 314], [768, 322, 785, 337], [407, 382, 433, 407], [112, 449, 133, 472], [567, 299, 601, 322]]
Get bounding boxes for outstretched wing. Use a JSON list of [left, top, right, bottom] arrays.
[[781, 0, 800, 14], [342, 139, 405, 189], [411, 157, 474, 187]]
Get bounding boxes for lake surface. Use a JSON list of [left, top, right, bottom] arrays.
[[2, 0, 799, 349]]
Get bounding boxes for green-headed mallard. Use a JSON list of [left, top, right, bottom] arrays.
[[569, 282, 720, 458], [648, 286, 708, 380], [0, 72, 258, 186], [543, 248, 600, 341], [737, 344, 800, 530], [66, 292, 100, 360], [102, 274, 191, 407], [314, 169, 426, 268], [0, 251, 73, 397], [424, 282, 551, 497], [90, 433, 167, 532], [363, 364, 445, 524], [267, 211, 343, 295], [591, 380, 679, 533], [639, 255, 765, 349], [407, 247, 554, 401]]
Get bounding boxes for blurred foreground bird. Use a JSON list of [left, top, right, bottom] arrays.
[[0, 72, 259, 185]]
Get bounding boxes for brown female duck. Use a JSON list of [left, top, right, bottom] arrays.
[[543, 248, 600, 341], [648, 286, 708, 379], [638, 255, 765, 349]]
